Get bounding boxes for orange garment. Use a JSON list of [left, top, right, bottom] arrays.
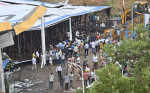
[[100, 43, 103, 49]]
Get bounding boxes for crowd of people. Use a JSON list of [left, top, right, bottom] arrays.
[[31, 31, 122, 91]]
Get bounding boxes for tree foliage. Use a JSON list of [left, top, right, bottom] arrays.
[[76, 24, 150, 93]]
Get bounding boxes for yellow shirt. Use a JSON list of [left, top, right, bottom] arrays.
[[100, 43, 103, 49]]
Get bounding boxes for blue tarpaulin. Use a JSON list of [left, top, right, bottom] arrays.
[[3, 59, 9, 69]]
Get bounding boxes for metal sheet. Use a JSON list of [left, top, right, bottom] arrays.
[[0, 32, 14, 49]]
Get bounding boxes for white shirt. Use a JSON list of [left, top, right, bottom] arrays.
[[105, 39, 108, 43], [49, 75, 54, 82], [49, 57, 52, 63], [77, 57, 80, 63], [91, 71, 95, 79], [32, 57, 36, 65], [62, 54, 65, 59], [95, 40, 99, 46], [77, 39, 81, 46], [49, 50, 52, 56], [36, 51, 39, 57], [74, 46, 78, 52], [56, 66, 62, 72], [91, 42, 96, 48], [84, 44, 89, 49], [93, 55, 98, 62]]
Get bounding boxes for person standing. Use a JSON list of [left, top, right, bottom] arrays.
[[49, 56, 53, 70], [76, 55, 80, 65], [84, 43, 89, 56], [32, 57, 37, 70], [91, 41, 96, 53], [92, 53, 98, 70], [100, 41, 103, 49], [55, 50, 59, 65], [83, 71, 89, 86], [56, 64, 62, 78], [80, 41, 84, 55], [95, 40, 99, 52], [64, 74, 70, 90], [49, 72, 54, 89], [83, 56, 87, 71], [74, 45, 78, 56], [36, 50, 40, 63], [61, 52, 65, 66], [69, 72, 74, 88], [91, 69, 95, 83]]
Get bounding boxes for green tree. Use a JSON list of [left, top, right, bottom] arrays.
[[76, 24, 150, 93]]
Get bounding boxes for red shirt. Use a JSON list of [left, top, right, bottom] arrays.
[[84, 72, 89, 80]]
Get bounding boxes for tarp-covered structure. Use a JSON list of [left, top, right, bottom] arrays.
[[0, 0, 110, 30], [0, 0, 111, 61]]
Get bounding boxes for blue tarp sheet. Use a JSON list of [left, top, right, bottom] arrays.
[[3, 59, 9, 69]]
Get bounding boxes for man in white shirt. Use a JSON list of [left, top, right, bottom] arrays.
[[91, 41, 96, 53], [61, 53, 65, 66], [76, 55, 80, 65], [32, 57, 37, 70], [74, 45, 78, 56], [84, 43, 89, 56], [56, 64, 62, 78], [92, 53, 98, 69], [95, 40, 99, 52], [49, 56, 53, 70], [91, 69, 95, 83], [36, 50, 40, 63]]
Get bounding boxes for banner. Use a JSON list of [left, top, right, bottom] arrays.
[[14, 5, 47, 35], [0, 21, 12, 32]]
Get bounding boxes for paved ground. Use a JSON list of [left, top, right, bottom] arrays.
[[13, 48, 99, 93]]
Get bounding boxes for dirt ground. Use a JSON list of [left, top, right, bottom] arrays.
[[13, 49, 99, 93]]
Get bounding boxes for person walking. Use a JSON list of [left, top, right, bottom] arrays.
[[84, 43, 89, 56], [56, 64, 62, 78], [49, 56, 53, 70], [64, 74, 70, 90], [49, 72, 54, 89], [69, 72, 74, 88], [32, 56, 37, 70], [59, 76, 64, 91]]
